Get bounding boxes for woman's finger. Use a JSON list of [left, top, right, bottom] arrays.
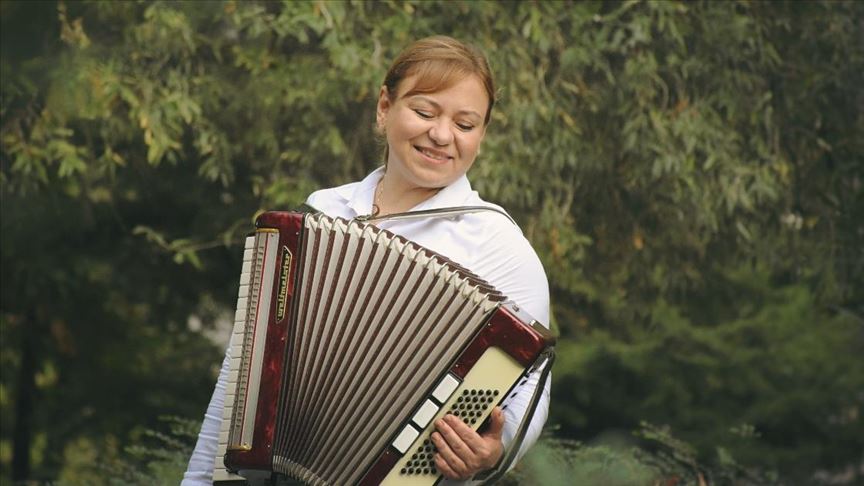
[[434, 451, 461, 480], [443, 414, 485, 453], [435, 415, 473, 458], [431, 430, 469, 479]]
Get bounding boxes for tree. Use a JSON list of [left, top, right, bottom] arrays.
[[1, 1, 861, 483]]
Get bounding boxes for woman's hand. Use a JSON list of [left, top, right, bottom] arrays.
[[431, 407, 505, 480]]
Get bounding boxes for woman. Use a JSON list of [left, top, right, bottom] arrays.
[[184, 35, 550, 485]]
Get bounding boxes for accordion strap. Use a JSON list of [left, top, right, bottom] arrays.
[[352, 205, 517, 226]]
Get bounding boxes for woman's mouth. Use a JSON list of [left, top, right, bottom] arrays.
[[414, 146, 452, 162]]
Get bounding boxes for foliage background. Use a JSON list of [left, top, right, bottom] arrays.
[[1, 0, 862, 484]]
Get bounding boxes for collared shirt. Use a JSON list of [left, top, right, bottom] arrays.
[[183, 168, 551, 485]]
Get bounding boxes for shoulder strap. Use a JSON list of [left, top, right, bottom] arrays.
[[352, 205, 517, 226]]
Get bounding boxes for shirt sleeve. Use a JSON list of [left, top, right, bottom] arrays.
[[304, 190, 321, 208], [182, 346, 231, 486], [181, 189, 336, 486], [500, 363, 551, 466]]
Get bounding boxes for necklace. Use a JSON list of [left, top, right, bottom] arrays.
[[371, 177, 384, 217]]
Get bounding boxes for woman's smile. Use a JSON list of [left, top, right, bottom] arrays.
[[414, 145, 453, 163]]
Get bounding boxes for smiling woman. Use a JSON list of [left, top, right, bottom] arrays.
[[183, 36, 551, 486], [375, 74, 489, 214], [373, 36, 495, 216]]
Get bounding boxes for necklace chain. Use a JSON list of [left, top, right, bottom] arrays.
[[372, 177, 384, 217]]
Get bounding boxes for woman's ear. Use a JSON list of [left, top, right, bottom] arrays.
[[376, 86, 391, 132]]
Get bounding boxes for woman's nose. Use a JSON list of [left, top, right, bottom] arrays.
[[428, 119, 454, 146]]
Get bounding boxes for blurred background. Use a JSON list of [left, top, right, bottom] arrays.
[[1, 1, 862, 484]]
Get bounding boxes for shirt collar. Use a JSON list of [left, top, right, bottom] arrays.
[[341, 166, 384, 217], [413, 173, 474, 210], [340, 167, 476, 217]]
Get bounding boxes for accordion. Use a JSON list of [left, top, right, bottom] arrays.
[[213, 210, 555, 485]]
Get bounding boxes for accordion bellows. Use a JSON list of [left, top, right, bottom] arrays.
[[215, 211, 554, 486]]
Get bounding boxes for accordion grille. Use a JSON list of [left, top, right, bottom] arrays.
[[271, 214, 503, 485]]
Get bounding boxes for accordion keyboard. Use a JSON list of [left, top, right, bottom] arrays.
[[214, 231, 278, 485]]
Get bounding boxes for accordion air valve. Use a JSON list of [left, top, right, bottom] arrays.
[[213, 211, 555, 485]]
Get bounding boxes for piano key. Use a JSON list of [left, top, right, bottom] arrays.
[[219, 416, 231, 432], [237, 283, 250, 296]]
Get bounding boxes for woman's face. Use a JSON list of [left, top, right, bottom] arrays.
[[377, 74, 488, 191]]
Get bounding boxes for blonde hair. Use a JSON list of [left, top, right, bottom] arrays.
[[382, 36, 495, 125]]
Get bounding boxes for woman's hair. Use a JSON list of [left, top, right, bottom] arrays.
[[382, 36, 496, 125]]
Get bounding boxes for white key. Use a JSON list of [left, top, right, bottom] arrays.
[[237, 284, 249, 297], [219, 416, 231, 433], [231, 324, 245, 339]]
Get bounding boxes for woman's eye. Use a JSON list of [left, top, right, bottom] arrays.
[[414, 110, 433, 119], [457, 123, 475, 132]]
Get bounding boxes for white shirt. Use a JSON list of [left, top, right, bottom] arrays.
[[183, 168, 551, 485]]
